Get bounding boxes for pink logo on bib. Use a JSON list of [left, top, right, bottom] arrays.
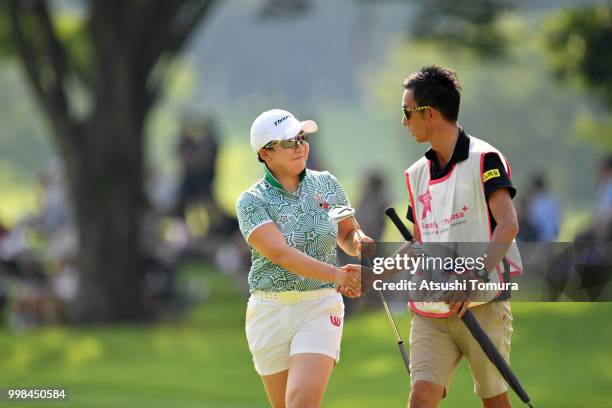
[[418, 190, 432, 220], [330, 316, 342, 327]]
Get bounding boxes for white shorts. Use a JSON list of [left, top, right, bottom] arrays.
[[245, 289, 344, 376]]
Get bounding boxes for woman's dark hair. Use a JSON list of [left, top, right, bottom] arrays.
[[403, 66, 462, 122]]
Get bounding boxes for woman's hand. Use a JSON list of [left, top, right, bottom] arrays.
[[335, 264, 361, 297], [354, 233, 376, 259], [337, 217, 375, 259]]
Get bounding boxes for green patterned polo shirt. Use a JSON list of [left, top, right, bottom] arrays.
[[236, 167, 351, 293]]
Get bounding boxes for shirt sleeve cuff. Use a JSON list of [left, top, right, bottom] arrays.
[[245, 220, 274, 242], [485, 183, 516, 200]]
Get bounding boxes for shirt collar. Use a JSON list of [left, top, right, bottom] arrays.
[[263, 165, 306, 191], [424, 127, 470, 165]]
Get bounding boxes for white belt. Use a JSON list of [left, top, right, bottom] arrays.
[[251, 288, 337, 304]]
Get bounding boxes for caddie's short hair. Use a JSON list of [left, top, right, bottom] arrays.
[[403, 66, 462, 122]]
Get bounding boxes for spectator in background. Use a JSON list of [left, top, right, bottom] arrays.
[[39, 159, 73, 236], [356, 170, 390, 242], [0, 220, 8, 241], [213, 211, 251, 291], [175, 114, 219, 225], [1, 216, 68, 329], [145, 166, 179, 217], [46, 227, 79, 321], [9, 251, 58, 330], [515, 196, 537, 242], [594, 155, 612, 240], [528, 173, 560, 241]]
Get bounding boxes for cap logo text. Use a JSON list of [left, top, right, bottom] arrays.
[[274, 116, 289, 126]]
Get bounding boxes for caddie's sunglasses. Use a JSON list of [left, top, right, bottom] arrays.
[[264, 134, 309, 150], [403, 105, 429, 120]]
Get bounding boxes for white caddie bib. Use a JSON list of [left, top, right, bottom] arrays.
[[405, 135, 523, 317]]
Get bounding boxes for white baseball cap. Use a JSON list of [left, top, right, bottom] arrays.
[[250, 109, 318, 153]]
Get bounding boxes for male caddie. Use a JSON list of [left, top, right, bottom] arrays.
[[401, 66, 522, 408]]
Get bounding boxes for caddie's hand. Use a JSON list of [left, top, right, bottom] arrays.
[[335, 264, 361, 294], [446, 292, 471, 317], [445, 274, 472, 317]]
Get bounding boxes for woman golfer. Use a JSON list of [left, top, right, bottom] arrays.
[[237, 109, 370, 408]]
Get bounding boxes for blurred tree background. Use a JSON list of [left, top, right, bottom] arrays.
[[3, 0, 219, 322], [543, 4, 612, 150], [0, 0, 610, 318]]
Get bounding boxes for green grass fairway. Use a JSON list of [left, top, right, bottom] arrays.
[[1, 264, 611, 407]]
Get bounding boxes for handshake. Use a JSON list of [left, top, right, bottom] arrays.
[[334, 264, 364, 298], [333, 236, 377, 298]]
